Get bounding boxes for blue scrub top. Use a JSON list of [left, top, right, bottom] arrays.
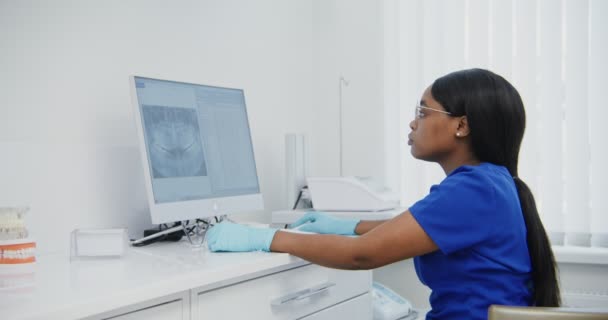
[[409, 163, 532, 320]]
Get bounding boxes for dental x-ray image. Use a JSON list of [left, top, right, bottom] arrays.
[[142, 105, 207, 178]]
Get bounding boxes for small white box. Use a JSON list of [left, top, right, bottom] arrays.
[[70, 228, 127, 259]]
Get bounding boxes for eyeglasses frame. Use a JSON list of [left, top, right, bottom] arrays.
[[414, 105, 452, 119]]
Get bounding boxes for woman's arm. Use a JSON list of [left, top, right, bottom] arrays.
[[270, 211, 438, 270], [352, 210, 410, 234], [354, 220, 387, 235]]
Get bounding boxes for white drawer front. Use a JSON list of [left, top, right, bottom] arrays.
[[106, 299, 185, 320], [194, 264, 372, 320], [301, 293, 372, 320], [85, 291, 189, 320]]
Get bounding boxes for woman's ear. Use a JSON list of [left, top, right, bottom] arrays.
[[455, 116, 470, 138]]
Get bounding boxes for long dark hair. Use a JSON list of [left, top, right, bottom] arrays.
[[430, 68, 561, 307]]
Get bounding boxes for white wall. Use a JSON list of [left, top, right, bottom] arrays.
[[0, 0, 386, 255], [0, 0, 316, 254], [313, 0, 385, 180]]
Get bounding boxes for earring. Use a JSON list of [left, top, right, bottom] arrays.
[[456, 132, 461, 137]]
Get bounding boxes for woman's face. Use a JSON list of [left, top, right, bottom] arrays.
[[408, 86, 459, 162]]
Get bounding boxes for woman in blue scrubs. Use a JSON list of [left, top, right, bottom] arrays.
[[206, 68, 561, 319]]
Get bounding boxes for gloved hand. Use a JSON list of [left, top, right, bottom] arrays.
[[288, 211, 360, 235], [206, 222, 278, 252]]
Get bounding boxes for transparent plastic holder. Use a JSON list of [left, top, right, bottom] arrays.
[[182, 219, 213, 248], [70, 228, 128, 260]]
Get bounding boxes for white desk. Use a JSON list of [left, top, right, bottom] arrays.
[[0, 240, 372, 320]]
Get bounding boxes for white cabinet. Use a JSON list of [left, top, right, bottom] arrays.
[[96, 264, 372, 320], [192, 264, 372, 320], [83, 261, 372, 320], [1, 243, 373, 320]]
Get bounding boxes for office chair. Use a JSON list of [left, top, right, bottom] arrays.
[[488, 305, 608, 320]]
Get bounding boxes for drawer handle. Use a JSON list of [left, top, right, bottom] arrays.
[[270, 282, 336, 306]]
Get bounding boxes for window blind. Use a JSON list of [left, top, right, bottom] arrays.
[[390, 0, 608, 247]]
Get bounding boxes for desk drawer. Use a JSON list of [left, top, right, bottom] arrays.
[[301, 293, 372, 320], [193, 264, 371, 320]]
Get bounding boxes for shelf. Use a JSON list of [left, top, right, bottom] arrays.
[[553, 246, 608, 265]]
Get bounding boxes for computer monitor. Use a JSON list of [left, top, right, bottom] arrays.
[[130, 76, 263, 225]]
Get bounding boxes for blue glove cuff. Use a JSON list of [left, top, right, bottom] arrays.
[[338, 219, 360, 236], [250, 227, 278, 252], [206, 222, 278, 252], [290, 211, 361, 235]]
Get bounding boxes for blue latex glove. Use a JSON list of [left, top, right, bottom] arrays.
[[288, 211, 360, 235], [206, 222, 278, 252]]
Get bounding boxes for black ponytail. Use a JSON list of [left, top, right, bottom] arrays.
[[431, 68, 561, 306], [512, 176, 561, 306]]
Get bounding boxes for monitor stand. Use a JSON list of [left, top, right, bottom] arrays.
[[181, 218, 213, 247], [182, 215, 233, 247]]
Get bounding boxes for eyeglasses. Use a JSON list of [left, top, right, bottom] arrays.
[[414, 105, 452, 119]]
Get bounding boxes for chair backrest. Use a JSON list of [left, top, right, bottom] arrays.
[[488, 305, 608, 320]]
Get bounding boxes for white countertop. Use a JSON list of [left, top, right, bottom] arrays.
[[0, 240, 308, 320]]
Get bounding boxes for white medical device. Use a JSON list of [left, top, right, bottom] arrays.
[[372, 282, 416, 320], [306, 177, 399, 212]]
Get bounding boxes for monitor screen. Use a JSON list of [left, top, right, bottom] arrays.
[[130, 76, 263, 224]]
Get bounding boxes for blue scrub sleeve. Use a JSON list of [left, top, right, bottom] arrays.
[[409, 169, 499, 254]]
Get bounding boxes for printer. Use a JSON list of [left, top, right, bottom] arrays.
[[306, 176, 399, 212]]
